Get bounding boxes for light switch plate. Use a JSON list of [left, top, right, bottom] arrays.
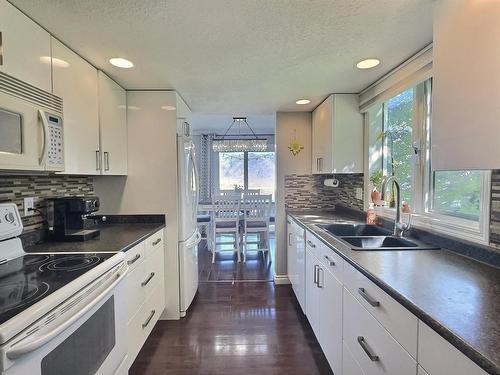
[[24, 197, 34, 216], [355, 188, 364, 200]]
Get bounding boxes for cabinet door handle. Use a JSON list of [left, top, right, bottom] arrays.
[[95, 150, 100, 171], [288, 233, 293, 246], [141, 272, 155, 287], [324, 255, 335, 267], [313, 265, 319, 285], [152, 238, 162, 246], [358, 288, 380, 307], [0, 32, 3, 66], [307, 240, 316, 248], [357, 336, 379, 362], [127, 254, 141, 265], [104, 151, 110, 171], [317, 267, 323, 288], [142, 310, 156, 329], [316, 158, 320, 172], [318, 157, 323, 172]]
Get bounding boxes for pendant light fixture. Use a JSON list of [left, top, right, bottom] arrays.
[[212, 117, 267, 152]]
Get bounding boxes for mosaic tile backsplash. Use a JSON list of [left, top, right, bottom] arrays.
[[0, 175, 95, 234], [490, 169, 500, 249], [284, 173, 364, 211]]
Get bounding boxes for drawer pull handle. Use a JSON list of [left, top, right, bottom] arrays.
[[324, 255, 335, 266], [141, 272, 155, 287], [142, 310, 156, 329], [307, 240, 316, 248], [313, 265, 319, 285], [357, 336, 379, 362], [152, 238, 162, 246], [127, 254, 141, 265], [286, 220, 291, 224], [317, 267, 323, 289], [358, 288, 380, 307]]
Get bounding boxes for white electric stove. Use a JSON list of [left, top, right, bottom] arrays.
[[0, 203, 128, 375]]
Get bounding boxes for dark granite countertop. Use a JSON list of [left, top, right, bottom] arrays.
[[286, 209, 500, 375], [24, 223, 165, 254]]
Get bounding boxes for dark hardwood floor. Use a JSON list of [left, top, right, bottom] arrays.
[[129, 282, 333, 374], [198, 239, 274, 282]]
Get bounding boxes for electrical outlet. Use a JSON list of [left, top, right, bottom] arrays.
[[24, 197, 34, 216], [355, 188, 364, 200]]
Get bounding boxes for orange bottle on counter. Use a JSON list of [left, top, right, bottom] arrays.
[[366, 203, 377, 225]]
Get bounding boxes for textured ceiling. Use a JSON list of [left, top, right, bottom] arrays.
[[10, 0, 434, 114]]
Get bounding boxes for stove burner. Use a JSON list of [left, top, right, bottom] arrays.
[[24, 255, 51, 267], [0, 282, 50, 313], [39, 256, 102, 272]]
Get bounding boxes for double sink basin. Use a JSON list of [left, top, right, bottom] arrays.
[[317, 223, 439, 251]]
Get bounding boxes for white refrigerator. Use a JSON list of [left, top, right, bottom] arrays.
[[177, 122, 201, 317]]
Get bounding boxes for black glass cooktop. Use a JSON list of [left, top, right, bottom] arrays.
[[0, 253, 115, 326]]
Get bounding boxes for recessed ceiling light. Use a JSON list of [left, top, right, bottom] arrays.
[[356, 58, 380, 69], [39, 56, 70, 68], [161, 105, 176, 111], [109, 58, 134, 68], [296, 99, 311, 105]]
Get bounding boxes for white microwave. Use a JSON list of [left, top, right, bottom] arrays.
[[0, 72, 64, 172]]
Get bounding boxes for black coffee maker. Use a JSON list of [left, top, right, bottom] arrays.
[[46, 197, 101, 241]]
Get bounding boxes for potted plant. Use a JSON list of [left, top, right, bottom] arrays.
[[369, 170, 383, 204]]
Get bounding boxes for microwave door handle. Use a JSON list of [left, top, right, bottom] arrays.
[[38, 110, 49, 166], [6, 264, 128, 360]]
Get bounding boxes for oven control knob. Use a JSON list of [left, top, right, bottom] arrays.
[[4, 212, 15, 224]]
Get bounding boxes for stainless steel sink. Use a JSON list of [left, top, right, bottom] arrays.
[[340, 236, 439, 251], [318, 223, 391, 237]]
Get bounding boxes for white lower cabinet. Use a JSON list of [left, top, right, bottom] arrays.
[[343, 340, 366, 375], [287, 217, 306, 312], [418, 322, 488, 375], [343, 288, 417, 375], [125, 229, 166, 368], [290, 225, 488, 375]]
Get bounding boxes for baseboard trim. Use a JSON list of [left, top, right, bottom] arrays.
[[273, 274, 291, 285]]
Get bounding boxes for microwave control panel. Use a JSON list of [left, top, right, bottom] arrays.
[[46, 113, 64, 167]]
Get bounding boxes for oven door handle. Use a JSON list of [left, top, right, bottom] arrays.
[[6, 264, 128, 360]]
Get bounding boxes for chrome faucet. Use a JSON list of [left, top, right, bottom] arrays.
[[381, 175, 410, 237]]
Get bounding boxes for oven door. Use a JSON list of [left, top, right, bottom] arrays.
[[0, 263, 128, 375]]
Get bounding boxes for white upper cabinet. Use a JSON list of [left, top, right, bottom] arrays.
[[98, 71, 127, 175], [52, 37, 100, 175], [432, 0, 500, 170], [0, 0, 51, 91], [311, 94, 363, 174]]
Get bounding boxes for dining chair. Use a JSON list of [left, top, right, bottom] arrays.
[[210, 194, 242, 263], [241, 193, 272, 263]]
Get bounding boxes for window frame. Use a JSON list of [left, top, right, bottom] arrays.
[[364, 78, 491, 245]]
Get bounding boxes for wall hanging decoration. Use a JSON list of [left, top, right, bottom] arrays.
[[288, 129, 304, 156]]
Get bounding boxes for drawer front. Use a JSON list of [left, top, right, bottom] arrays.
[[126, 260, 148, 322], [305, 229, 323, 259], [316, 241, 343, 283], [145, 229, 164, 257], [125, 242, 146, 272], [144, 242, 165, 298], [343, 288, 417, 375], [418, 322, 488, 375], [127, 284, 165, 368], [343, 262, 418, 357], [343, 339, 367, 375]]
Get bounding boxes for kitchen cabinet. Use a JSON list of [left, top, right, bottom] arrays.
[[305, 231, 343, 375], [98, 71, 127, 175], [286, 217, 306, 312], [343, 288, 417, 375], [311, 94, 363, 174], [52, 37, 100, 175], [0, 0, 52, 91], [418, 322, 487, 375], [126, 229, 166, 368], [432, 0, 500, 170]]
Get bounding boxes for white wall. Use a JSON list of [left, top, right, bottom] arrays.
[[275, 112, 312, 279], [94, 90, 181, 319]]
